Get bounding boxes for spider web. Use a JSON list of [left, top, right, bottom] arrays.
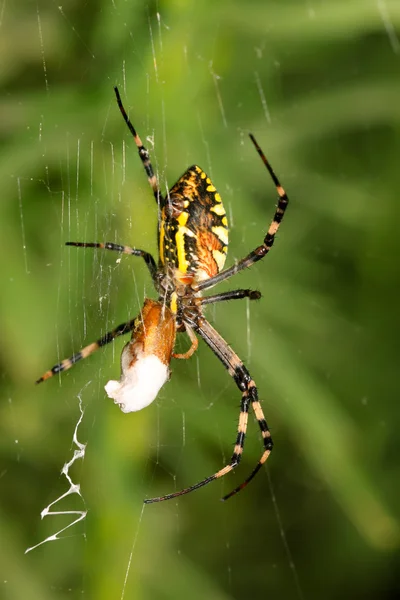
[[4, 1, 400, 599], [19, 6, 303, 596]]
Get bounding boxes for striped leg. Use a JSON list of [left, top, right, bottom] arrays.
[[221, 398, 271, 501], [200, 289, 261, 306], [66, 241, 157, 281], [194, 134, 289, 293], [144, 385, 250, 504], [197, 317, 273, 501], [35, 318, 136, 384], [143, 316, 273, 504], [114, 86, 160, 204]]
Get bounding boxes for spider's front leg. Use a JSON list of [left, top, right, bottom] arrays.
[[144, 316, 273, 504], [66, 241, 157, 282], [114, 86, 160, 204]]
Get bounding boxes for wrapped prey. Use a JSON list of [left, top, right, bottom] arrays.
[[105, 299, 176, 413]]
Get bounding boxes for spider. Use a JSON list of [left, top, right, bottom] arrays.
[[36, 86, 289, 504]]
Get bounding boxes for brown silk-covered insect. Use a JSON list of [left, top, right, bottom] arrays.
[[36, 86, 289, 504]]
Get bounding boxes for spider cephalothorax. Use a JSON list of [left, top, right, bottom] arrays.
[[36, 87, 289, 504]]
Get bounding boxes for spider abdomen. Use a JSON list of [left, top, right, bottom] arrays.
[[159, 165, 228, 283]]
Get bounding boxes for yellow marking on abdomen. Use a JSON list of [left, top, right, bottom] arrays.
[[177, 211, 189, 227], [212, 249, 227, 272], [212, 225, 229, 245], [210, 203, 226, 216], [175, 228, 189, 273], [159, 211, 166, 264]]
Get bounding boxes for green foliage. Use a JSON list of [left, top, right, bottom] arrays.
[[1, 0, 399, 598]]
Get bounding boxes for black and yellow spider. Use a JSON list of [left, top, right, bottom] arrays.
[[36, 87, 289, 504]]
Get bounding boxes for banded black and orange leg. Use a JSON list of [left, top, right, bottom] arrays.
[[197, 317, 273, 501], [35, 318, 136, 384], [114, 86, 160, 204], [200, 289, 261, 306], [221, 392, 272, 501], [144, 387, 250, 504], [66, 241, 157, 281], [194, 134, 289, 294], [143, 316, 272, 504]]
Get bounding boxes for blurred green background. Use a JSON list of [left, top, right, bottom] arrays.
[[1, 0, 400, 598]]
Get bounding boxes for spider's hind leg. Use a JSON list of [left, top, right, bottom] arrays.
[[66, 241, 157, 281], [221, 388, 273, 501], [143, 316, 273, 504], [144, 388, 250, 504]]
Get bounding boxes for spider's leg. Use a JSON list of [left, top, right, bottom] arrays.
[[194, 134, 289, 293], [114, 86, 160, 204], [144, 316, 272, 504], [221, 395, 272, 501], [197, 317, 273, 500], [221, 448, 266, 501], [173, 324, 198, 360], [200, 289, 261, 306], [66, 241, 157, 281], [36, 318, 136, 384]]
